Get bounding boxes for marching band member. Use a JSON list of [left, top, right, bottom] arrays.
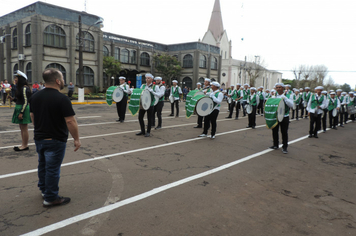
[[195, 82, 202, 91], [299, 88, 305, 118], [242, 83, 250, 117], [226, 83, 243, 119], [198, 82, 223, 139], [291, 89, 301, 120], [347, 92, 355, 122], [327, 92, 340, 130], [342, 92, 349, 123], [152, 77, 165, 130], [303, 87, 311, 118], [116, 76, 131, 123], [169, 80, 182, 117], [257, 86, 264, 116], [269, 83, 294, 154], [321, 90, 328, 132], [336, 89, 345, 127], [246, 87, 257, 129], [270, 89, 276, 97], [285, 84, 293, 97], [307, 86, 328, 138], [195, 78, 211, 128], [226, 85, 235, 111], [136, 73, 160, 137]]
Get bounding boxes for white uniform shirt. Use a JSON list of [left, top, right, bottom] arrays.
[[307, 93, 328, 114], [121, 83, 132, 95], [151, 84, 165, 99], [327, 97, 340, 109], [210, 90, 224, 111]]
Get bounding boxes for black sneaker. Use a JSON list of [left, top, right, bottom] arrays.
[[144, 133, 150, 137], [43, 196, 71, 207], [169, 114, 174, 116], [155, 126, 161, 130], [235, 117, 238, 120], [194, 126, 202, 128], [308, 135, 313, 138], [225, 117, 232, 119], [269, 146, 278, 150], [282, 149, 288, 154], [136, 132, 145, 136], [314, 135, 319, 138]]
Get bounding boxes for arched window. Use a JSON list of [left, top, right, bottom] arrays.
[[12, 28, 17, 49], [14, 64, 18, 74], [114, 48, 120, 61], [76, 32, 94, 52], [182, 77, 193, 89], [103, 46, 109, 57], [44, 24, 66, 48], [211, 57, 217, 70], [46, 63, 67, 84], [199, 55, 206, 68], [76, 66, 94, 86], [25, 24, 31, 46], [140, 52, 150, 66], [26, 63, 32, 83], [103, 73, 108, 87], [130, 50, 137, 64], [183, 54, 193, 68], [120, 49, 129, 63], [198, 77, 204, 84]]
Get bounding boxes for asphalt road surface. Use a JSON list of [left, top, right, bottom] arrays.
[[1, 101, 355, 236]]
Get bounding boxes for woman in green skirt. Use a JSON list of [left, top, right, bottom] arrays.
[[12, 70, 32, 151]]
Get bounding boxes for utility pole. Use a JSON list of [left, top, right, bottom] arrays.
[[244, 56, 246, 84], [78, 15, 84, 102]]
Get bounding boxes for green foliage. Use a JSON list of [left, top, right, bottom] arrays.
[[103, 56, 121, 87], [153, 54, 182, 83], [340, 83, 352, 93]]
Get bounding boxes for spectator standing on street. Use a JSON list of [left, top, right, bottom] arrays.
[[183, 86, 188, 101], [32, 81, 39, 94], [29, 68, 81, 207], [39, 82, 44, 90], [67, 82, 74, 99], [2, 80, 12, 105], [12, 71, 32, 151]]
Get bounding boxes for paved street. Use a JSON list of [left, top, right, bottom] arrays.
[[0, 102, 355, 236]]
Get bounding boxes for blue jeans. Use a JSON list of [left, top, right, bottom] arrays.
[[35, 139, 66, 202]]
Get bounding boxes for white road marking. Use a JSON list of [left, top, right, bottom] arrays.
[[19, 132, 313, 236], [0, 120, 253, 180], [77, 116, 102, 119]]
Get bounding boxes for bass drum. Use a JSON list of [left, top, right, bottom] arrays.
[[277, 101, 285, 122], [154, 95, 160, 106], [112, 87, 124, 102], [140, 89, 152, 110], [227, 97, 232, 104], [332, 108, 338, 117], [245, 104, 253, 114], [169, 95, 175, 103], [293, 102, 296, 110], [196, 97, 214, 117]]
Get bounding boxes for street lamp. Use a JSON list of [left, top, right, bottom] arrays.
[[78, 16, 104, 102]]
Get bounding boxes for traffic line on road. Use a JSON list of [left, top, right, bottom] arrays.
[[19, 132, 312, 236], [77, 116, 102, 119]]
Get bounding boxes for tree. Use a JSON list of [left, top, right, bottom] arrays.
[[291, 64, 329, 89], [245, 56, 267, 87], [103, 56, 121, 88], [340, 83, 352, 93], [153, 54, 182, 84]]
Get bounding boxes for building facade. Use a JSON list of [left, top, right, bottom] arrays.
[[0, 1, 221, 93]]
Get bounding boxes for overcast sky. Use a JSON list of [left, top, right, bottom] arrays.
[[1, 0, 355, 89]]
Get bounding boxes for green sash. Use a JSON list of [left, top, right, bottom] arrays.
[[311, 94, 325, 109], [328, 98, 338, 111], [250, 94, 257, 106], [172, 86, 180, 98], [264, 98, 283, 129], [231, 90, 238, 100], [303, 92, 311, 102], [294, 94, 301, 104], [243, 89, 250, 100], [105, 86, 117, 106], [159, 85, 164, 102], [347, 97, 355, 107], [213, 92, 221, 108], [258, 91, 264, 100]]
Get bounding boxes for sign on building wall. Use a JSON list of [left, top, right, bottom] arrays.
[[136, 74, 142, 88]]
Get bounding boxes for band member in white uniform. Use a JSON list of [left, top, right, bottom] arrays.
[[307, 86, 328, 138], [327, 92, 340, 129], [226, 85, 234, 113], [116, 76, 131, 123], [336, 89, 345, 127], [342, 92, 349, 123], [195, 82, 202, 91], [198, 82, 224, 139], [241, 83, 250, 117], [347, 92, 355, 122], [303, 87, 311, 118], [195, 78, 211, 128], [291, 89, 301, 120], [152, 77, 165, 129], [246, 87, 257, 129], [257, 86, 264, 116], [269, 83, 294, 154], [226, 83, 243, 120], [136, 73, 160, 137], [320, 90, 329, 132], [169, 80, 182, 117]]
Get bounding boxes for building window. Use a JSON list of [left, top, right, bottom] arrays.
[[103, 46, 109, 57], [12, 28, 17, 49], [76, 32, 94, 52], [130, 50, 136, 64], [14, 64, 18, 74], [183, 54, 193, 68], [103, 73, 108, 86], [120, 49, 129, 63], [225, 51, 227, 59], [46, 63, 67, 84], [140, 52, 150, 66], [25, 24, 31, 46], [76, 66, 94, 86], [26, 63, 32, 83], [43, 24, 66, 48], [199, 55, 206, 68], [114, 48, 120, 61], [211, 57, 217, 70]]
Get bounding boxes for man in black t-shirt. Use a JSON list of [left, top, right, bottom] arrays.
[[29, 68, 81, 208]]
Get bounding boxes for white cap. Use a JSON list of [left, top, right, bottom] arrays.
[[145, 73, 154, 78], [204, 78, 211, 82], [330, 90, 334, 92], [285, 84, 291, 87], [321, 91, 327, 94], [172, 80, 178, 83], [236, 83, 241, 86], [243, 83, 249, 87], [230, 85, 234, 87], [196, 82, 201, 85], [330, 92, 336, 95], [299, 88, 303, 91], [211, 81, 220, 87], [154, 77, 162, 81], [315, 86, 324, 90], [349, 92, 354, 95], [14, 70, 28, 80], [265, 89, 270, 92], [341, 92, 347, 95], [275, 83, 285, 87], [250, 87, 257, 91], [259, 86, 264, 89], [271, 89, 276, 93], [305, 87, 310, 90], [336, 89, 342, 92], [119, 76, 126, 80]]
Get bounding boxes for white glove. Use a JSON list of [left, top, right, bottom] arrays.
[[280, 95, 286, 100], [148, 88, 153, 93]]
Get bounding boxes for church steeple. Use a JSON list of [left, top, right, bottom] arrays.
[[207, 0, 224, 41]]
